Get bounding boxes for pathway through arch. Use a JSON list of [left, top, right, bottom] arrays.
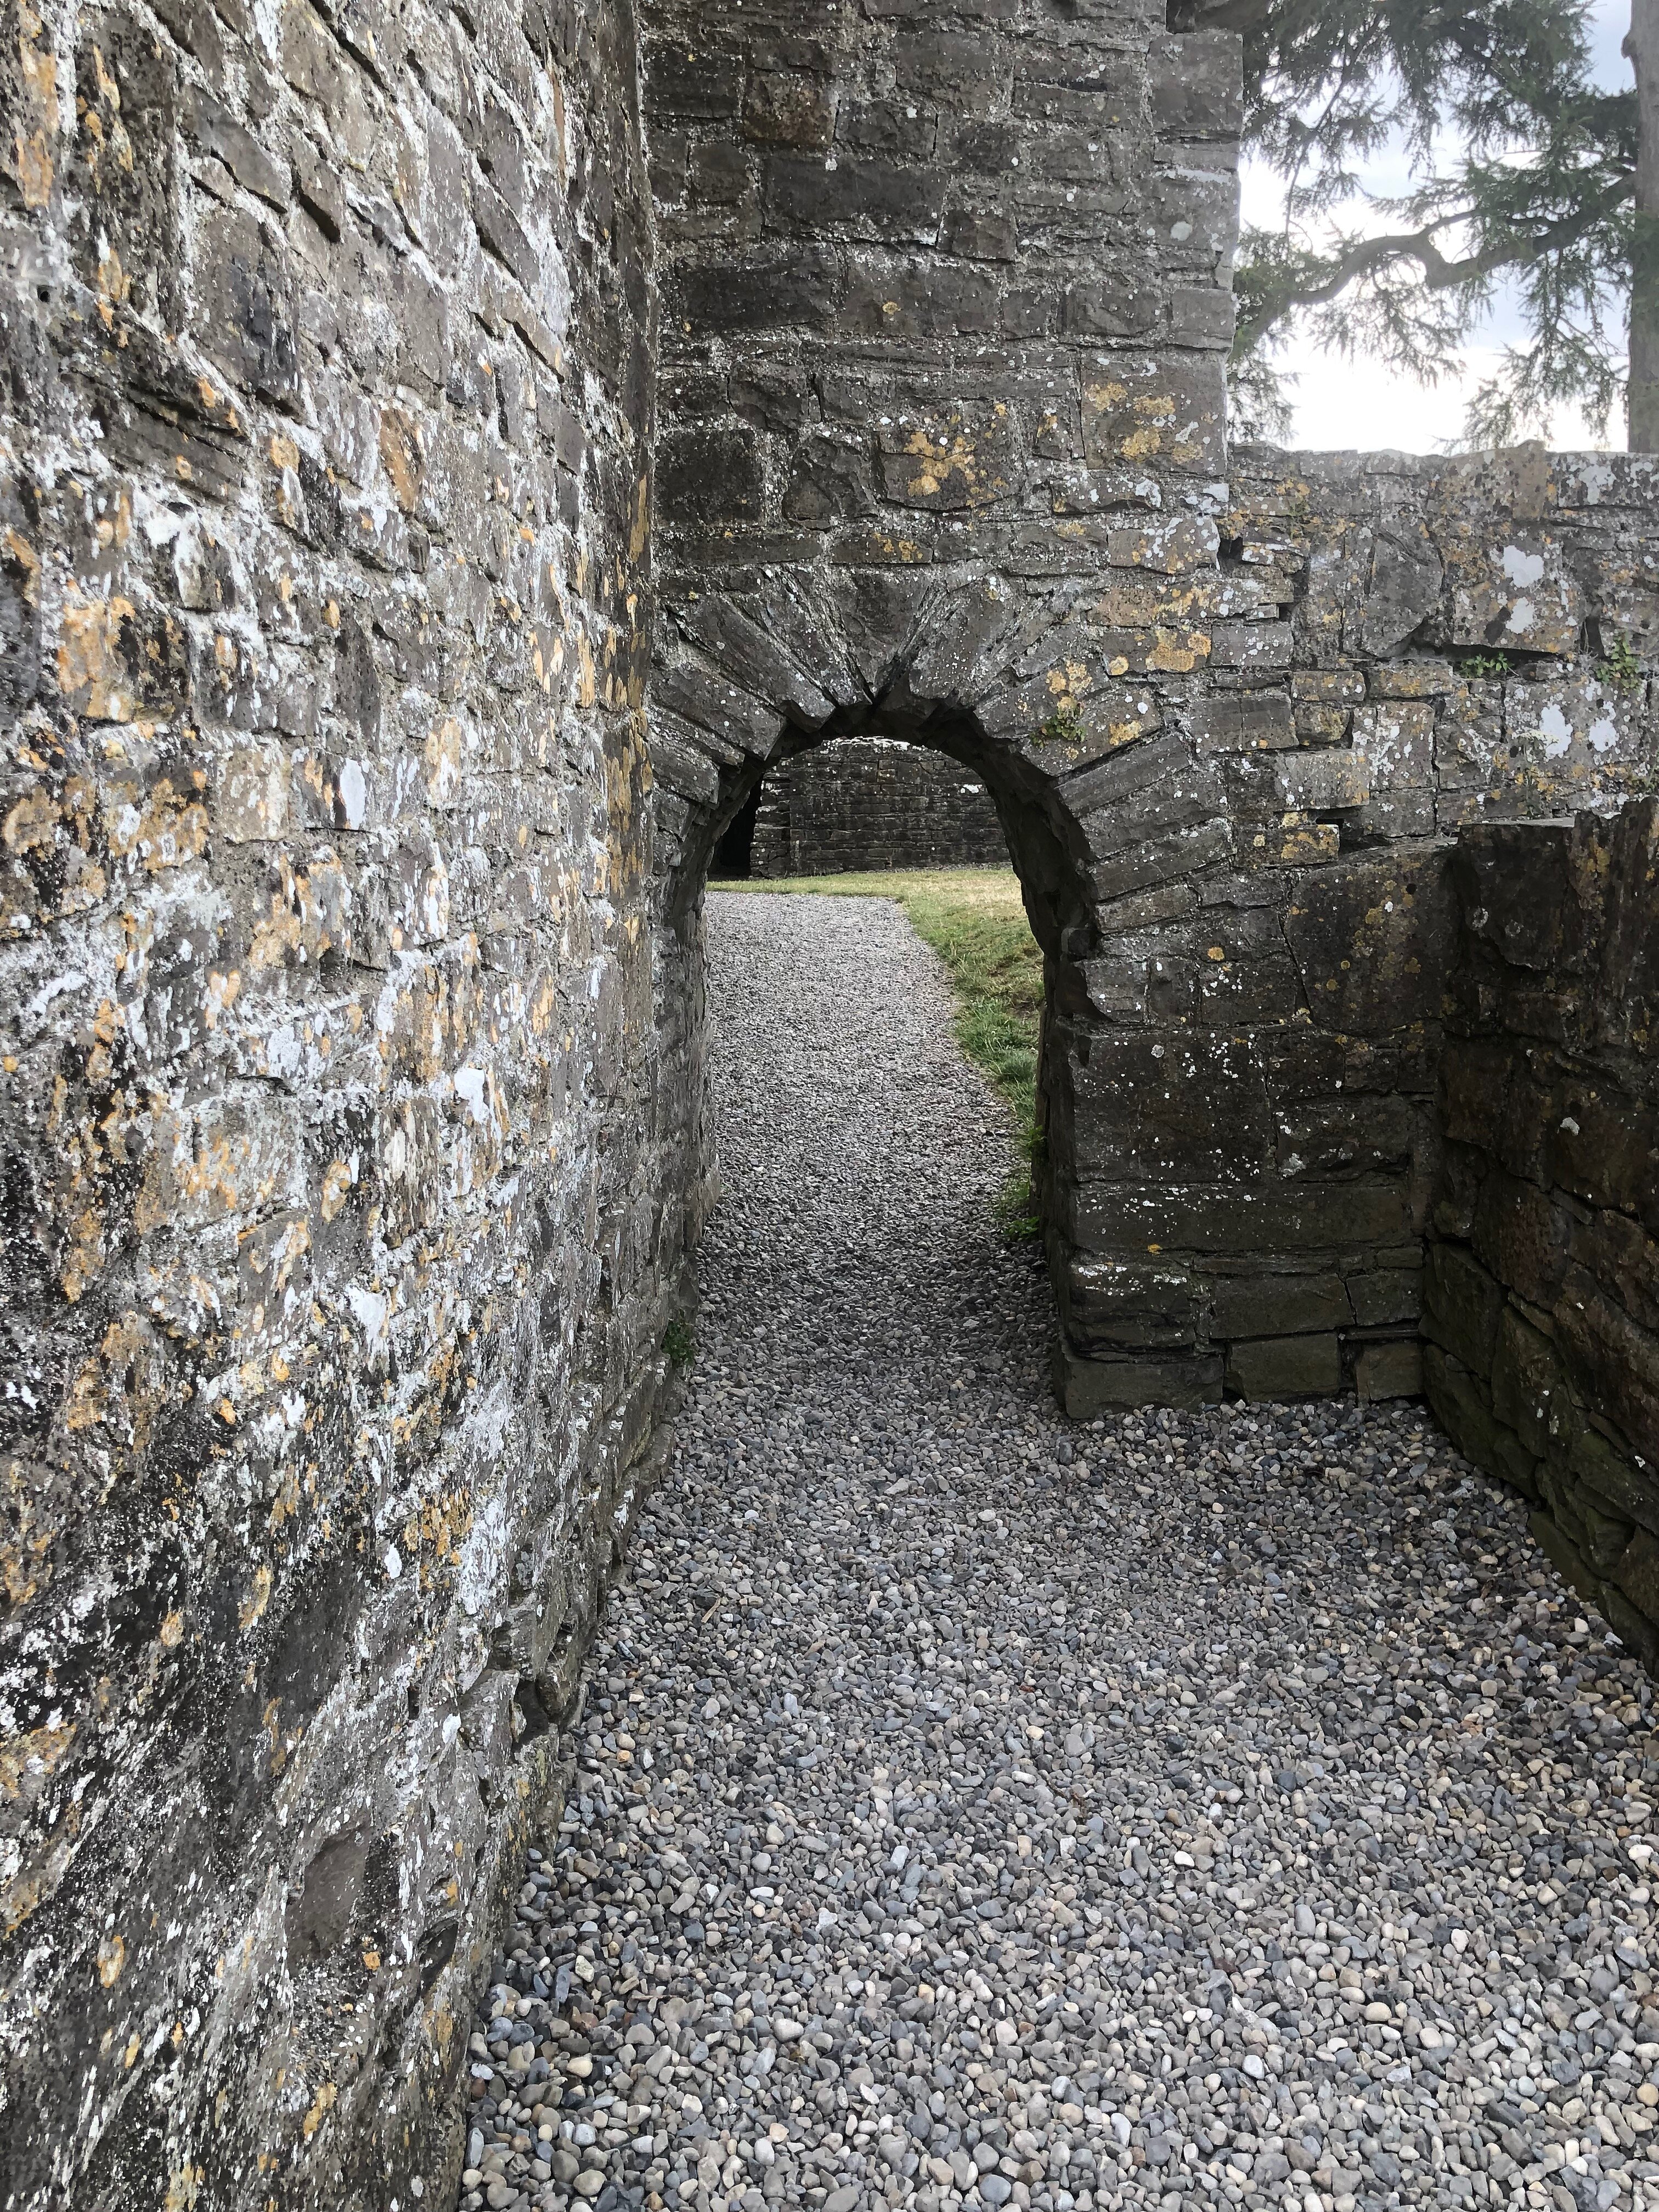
[[455, 896, 1658, 2212]]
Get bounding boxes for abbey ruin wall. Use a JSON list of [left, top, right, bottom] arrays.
[[746, 738, 1006, 877], [1424, 803, 1659, 1669], [0, 0, 690, 2202], [1, 0, 1657, 2205]]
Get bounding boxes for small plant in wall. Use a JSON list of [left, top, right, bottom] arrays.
[[1035, 702, 1087, 749], [1595, 634, 1644, 697], [664, 1317, 696, 1367], [1456, 651, 1513, 681]]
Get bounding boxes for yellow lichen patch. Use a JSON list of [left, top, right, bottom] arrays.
[[238, 1563, 272, 1630], [425, 715, 463, 805], [12, 2, 57, 206], [1145, 628, 1211, 674], [1277, 813, 1339, 866], [1045, 658, 1091, 704], [401, 1483, 475, 1590], [630, 473, 649, 563], [61, 1311, 166, 1453], [105, 777, 210, 874], [0, 1722, 75, 1807], [60, 1204, 106, 1303], [269, 1466, 302, 1528], [57, 593, 138, 721], [319, 1158, 354, 1222], [249, 853, 348, 967], [3, 783, 62, 857], [135, 1114, 246, 1232], [97, 1930, 126, 1986], [575, 628, 597, 709], [160, 1609, 185, 1647], [301, 2082, 338, 2140], [162, 2165, 203, 2210], [4, 525, 40, 603], [2, 1802, 82, 1936], [379, 405, 424, 510]]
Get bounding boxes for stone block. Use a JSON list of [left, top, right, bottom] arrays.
[[1421, 1240, 1504, 1377], [1065, 1032, 1274, 1184], [670, 248, 845, 332], [1356, 1341, 1423, 1401], [840, 259, 1002, 338], [1209, 1273, 1351, 1339], [1276, 1094, 1417, 1180], [1351, 524, 1443, 656], [1571, 1421, 1659, 1537], [744, 73, 834, 148], [1553, 1267, 1659, 1469], [1471, 1168, 1572, 1310], [1491, 1306, 1578, 1463], [1531, 1511, 1601, 1610], [1060, 1257, 1202, 1353], [1191, 692, 1294, 754], [1346, 1268, 1422, 1328], [783, 433, 876, 523], [1080, 355, 1226, 477], [658, 427, 766, 528], [1545, 1080, 1657, 1219], [1224, 1334, 1342, 1401], [1167, 284, 1237, 347], [1282, 849, 1455, 1035], [875, 404, 1020, 511], [1071, 1177, 1413, 1260], [1054, 1341, 1223, 1418], [1423, 1346, 1539, 1500], [768, 155, 947, 242], [646, 39, 743, 119], [191, 204, 299, 403], [1147, 30, 1244, 138]]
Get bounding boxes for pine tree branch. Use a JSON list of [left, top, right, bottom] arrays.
[[1235, 176, 1635, 355]]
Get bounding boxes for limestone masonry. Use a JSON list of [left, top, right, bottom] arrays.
[[743, 738, 1005, 878], [0, 0, 1655, 2203]]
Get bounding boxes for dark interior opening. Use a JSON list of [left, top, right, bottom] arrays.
[[713, 781, 763, 879]]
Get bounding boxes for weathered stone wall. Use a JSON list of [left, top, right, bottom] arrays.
[[635, 0, 1659, 1422], [3, 0, 1659, 2198], [1051, 443, 1659, 1413], [1424, 803, 1659, 1660], [747, 736, 1006, 877], [0, 0, 684, 2205]]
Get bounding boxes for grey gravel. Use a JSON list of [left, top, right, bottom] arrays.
[[451, 891, 1659, 2212]]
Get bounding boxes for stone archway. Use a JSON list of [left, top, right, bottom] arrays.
[[638, 0, 1449, 1415]]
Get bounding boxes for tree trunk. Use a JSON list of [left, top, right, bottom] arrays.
[[1629, 0, 1659, 448]]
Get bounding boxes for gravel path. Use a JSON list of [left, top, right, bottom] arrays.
[[455, 893, 1659, 2212]]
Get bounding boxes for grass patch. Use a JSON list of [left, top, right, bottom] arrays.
[[710, 866, 1045, 1236]]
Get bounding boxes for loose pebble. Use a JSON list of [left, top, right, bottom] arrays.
[[449, 893, 1659, 2212]]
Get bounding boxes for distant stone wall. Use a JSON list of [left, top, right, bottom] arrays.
[[1227, 444, 1657, 845], [1425, 803, 1659, 1661], [749, 737, 1007, 877]]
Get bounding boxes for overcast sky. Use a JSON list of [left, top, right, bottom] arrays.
[[1242, 0, 1632, 452]]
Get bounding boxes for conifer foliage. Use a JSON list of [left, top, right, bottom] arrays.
[[1170, 0, 1658, 448]]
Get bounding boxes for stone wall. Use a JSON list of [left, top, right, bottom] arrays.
[[1424, 802, 1659, 1662], [1048, 443, 1659, 1413], [747, 736, 1006, 877], [0, 0, 687, 2205], [2, 0, 1659, 2200]]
